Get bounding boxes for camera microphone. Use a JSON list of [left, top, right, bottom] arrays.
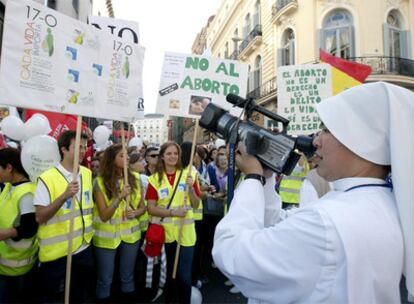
[[226, 94, 250, 107], [226, 94, 290, 129]]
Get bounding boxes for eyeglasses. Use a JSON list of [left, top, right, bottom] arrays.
[[148, 154, 159, 158]]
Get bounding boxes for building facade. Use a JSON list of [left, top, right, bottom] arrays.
[[134, 114, 168, 145], [197, 0, 414, 127]]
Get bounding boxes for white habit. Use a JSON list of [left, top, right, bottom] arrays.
[[213, 176, 402, 303]]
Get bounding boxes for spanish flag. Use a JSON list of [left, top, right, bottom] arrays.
[[320, 49, 372, 95]]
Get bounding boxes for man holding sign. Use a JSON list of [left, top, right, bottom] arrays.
[[34, 131, 94, 303]]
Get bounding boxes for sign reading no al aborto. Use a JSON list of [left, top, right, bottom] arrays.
[[157, 52, 248, 119], [0, 0, 145, 122]]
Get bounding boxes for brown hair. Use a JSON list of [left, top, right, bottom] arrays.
[[99, 143, 137, 200], [129, 152, 142, 164], [58, 130, 88, 160], [155, 141, 182, 184]]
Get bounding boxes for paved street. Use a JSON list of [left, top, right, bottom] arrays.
[[198, 263, 247, 304]]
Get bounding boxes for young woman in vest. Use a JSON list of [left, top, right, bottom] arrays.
[[146, 141, 201, 304], [93, 143, 146, 301], [0, 148, 38, 303]]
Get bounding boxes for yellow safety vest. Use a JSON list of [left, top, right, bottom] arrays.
[[0, 182, 38, 276], [93, 172, 142, 249], [0, 183, 11, 202], [279, 165, 309, 204], [148, 167, 197, 246], [37, 166, 94, 262]]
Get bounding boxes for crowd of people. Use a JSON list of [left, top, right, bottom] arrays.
[[0, 128, 237, 304]]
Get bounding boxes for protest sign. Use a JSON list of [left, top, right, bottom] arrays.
[[0, 0, 145, 122], [89, 15, 140, 44], [157, 52, 248, 118], [89, 15, 144, 118], [277, 64, 332, 135]]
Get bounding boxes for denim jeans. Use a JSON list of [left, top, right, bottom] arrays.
[[39, 245, 95, 304], [95, 240, 140, 299], [164, 242, 194, 304]]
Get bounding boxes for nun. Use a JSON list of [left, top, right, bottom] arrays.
[[212, 82, 414, 303]]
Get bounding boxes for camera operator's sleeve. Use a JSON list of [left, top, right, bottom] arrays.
[[212, 178, 336, 303], [263, 173, 282, 227]]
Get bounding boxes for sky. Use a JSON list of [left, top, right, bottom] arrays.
[[112, 0, 223, 114]]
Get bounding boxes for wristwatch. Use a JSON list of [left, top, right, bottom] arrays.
[[245, 173, 266, 186]]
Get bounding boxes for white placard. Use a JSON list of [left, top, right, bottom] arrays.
[[89, 15, 144, 119], [277, 64, 332, 135], [0, 0, 145, 122], [157, 52, 248, 119], [89, 15, 140, 45]]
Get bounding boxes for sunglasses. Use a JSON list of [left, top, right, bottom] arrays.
[[148, 154, 159, 158]]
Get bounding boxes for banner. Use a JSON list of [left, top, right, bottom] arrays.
[[157, 52, 248, 118], [89, 15, 144, 118], [25, 109, 87, 139], [277, 64, 332, 135], [0, 0, 145, 122], [89, 15, 140, 44]]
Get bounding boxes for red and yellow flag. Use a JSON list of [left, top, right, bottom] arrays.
[[320, 49, 372, 95]]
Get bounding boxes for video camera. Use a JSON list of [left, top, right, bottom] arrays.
[[199, 94, 315, 175]]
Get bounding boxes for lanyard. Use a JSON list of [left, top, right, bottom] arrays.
[[345, 183, 392, 192]]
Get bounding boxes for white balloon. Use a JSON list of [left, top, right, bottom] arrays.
[[24, 114, 52, 139], [128, 137, 143, 150], [0, 116, 26, 141], [21, 135, 60, 181], [93, 125, 111, 146], [96, 140, 111, 151], [6, 141, 18, 149], [215, 138, 226, 148], [191, 286, 202, 304]]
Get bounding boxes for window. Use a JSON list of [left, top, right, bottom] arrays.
[[248, 56, 262, 92], [244, 13, 252, 37], [384, 10, 410, 58], [225, 42, 229, 59], [278, 28, 295, 66], [233, 29, 239, 51], [322, 10, 354, 58], [72, 0, 79, 14], [254, 1, 261, 28]]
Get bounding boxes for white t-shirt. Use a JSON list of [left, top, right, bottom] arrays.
[[34, 163, 81, 206], [33, 163, 89, 254]]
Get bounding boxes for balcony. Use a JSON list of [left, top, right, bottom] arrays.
[[238, 25, 262, 60], [348, 56, 414, 88], [247, 76, 277, 101], [272, 0, 298, 24], [348, 56, 414, 77]]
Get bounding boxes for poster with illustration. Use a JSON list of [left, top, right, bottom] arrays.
[[157, 52, 248, 119], [0, 0, 145, 122], [89, 15, 144, 118]]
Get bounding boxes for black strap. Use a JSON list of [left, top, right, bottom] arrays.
[[345, 183, 392, 192], [161, 170, 184, 222]]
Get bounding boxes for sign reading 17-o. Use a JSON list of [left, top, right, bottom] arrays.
[[157, 52, 248, 119], [26, 5, 57, 27]]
